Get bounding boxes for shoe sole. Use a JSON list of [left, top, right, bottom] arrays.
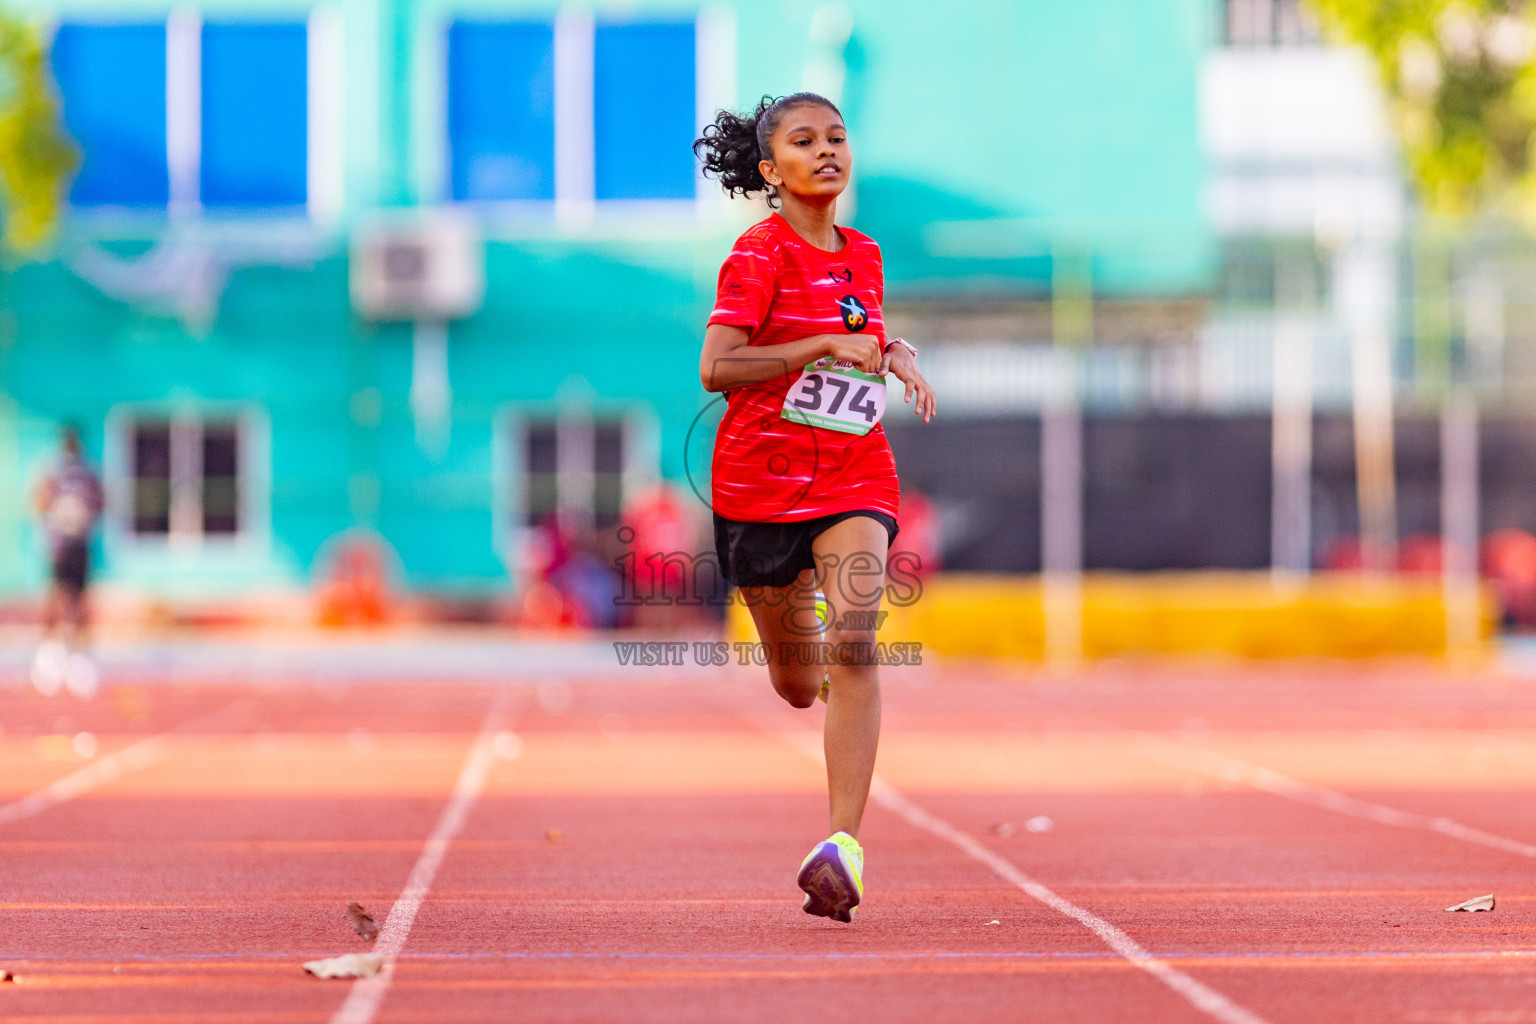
[[798, 842, 860, 923]]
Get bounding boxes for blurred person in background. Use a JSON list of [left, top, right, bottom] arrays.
[[520, 511, 624, 630], [695, 92, 935, 924], [887, 488, 941, 581], [30, 424, 103, 698], [620, 482, 717, 631]]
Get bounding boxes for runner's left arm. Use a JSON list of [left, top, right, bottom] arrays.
[[31, 473, 52, 516], [880, 344, 936, 424]]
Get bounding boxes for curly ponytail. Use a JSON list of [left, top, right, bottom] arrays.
[[693, 92, 842, 209]]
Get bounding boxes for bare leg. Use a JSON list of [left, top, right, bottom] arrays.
[[41, 583, 62, 640], [811, 516, 887, 840], [31, 583, 70, 695], [742, 569, 824, 709], [61, 588, 86, 649]]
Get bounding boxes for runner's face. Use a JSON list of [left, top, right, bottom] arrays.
[[759, 105, 850, 202]]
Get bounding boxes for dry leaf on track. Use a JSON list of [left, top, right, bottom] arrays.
[[303, 953, 384, 979], [347, 902, 380, 942], [1445, 894, 1496, 912]]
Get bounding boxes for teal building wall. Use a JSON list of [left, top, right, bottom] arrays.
[[0, 0, 1214, 599]]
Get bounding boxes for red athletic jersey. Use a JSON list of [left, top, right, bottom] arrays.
[[706, 213, 900, 523]]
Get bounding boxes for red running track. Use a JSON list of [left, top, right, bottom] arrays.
[[3, 654, 1536, 1022]]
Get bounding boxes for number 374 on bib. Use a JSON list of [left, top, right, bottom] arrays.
[[780, 357, 888, 436]]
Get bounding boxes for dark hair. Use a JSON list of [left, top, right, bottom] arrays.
[[693, 93, 843, 208]]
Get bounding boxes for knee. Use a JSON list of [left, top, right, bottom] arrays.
[[779, 686, 818, 710], [824, 627, 879, 671], [770, 668, 821, 709]]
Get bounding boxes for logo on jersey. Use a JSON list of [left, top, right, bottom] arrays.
[[837, 294, 868, 332], [827, 268, 853, 284]]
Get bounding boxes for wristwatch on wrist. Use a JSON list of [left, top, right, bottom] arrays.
[[886, 337, 918, 360]]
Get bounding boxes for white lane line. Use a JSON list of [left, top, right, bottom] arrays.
[[329, 691, 514, 1024], [1145, 738, 1536, 860], [1020, 693, 1536, 865], [0, 737, 172, 826], [768, 725, 1270, 1024], [0, 701, 248, 827]]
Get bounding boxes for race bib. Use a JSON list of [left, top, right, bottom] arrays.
[[781, 358, 886, 436]]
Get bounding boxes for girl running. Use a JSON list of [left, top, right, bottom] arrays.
[[694, 93, 936, 923]]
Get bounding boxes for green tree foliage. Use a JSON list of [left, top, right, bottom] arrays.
[[1309, 0, 1536, 219], [0, 10, 76, 253]]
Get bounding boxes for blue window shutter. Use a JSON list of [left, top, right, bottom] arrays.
[[448, 21, 555, 202], [52, 23, 169, 206], [593, 22, 696, 200], [201, 22, 307, 207]]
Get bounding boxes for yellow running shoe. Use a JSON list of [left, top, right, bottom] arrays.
[[797, 831, 864, 923]]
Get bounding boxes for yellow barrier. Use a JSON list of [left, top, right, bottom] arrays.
[[726, 572, 1496, 659]]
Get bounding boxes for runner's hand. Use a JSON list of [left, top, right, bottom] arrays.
[[824, 335, 883, 374], [882, 345, 936, 424]]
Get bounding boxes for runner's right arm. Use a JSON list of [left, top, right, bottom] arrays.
[[700, 324, 882, 392]]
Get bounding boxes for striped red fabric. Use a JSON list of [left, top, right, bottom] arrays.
[[706, 214, 900, 523]]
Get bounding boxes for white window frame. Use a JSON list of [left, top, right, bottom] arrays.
[[103, 402, 270, 556], [432, 8, 736, 232], [45, 10, 343, 223], [492, 399, 659, 580]]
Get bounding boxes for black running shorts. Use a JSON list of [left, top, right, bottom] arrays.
[[51, 539, 90, 596], [713, 510, 899, 589]]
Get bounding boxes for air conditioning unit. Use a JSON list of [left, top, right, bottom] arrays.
[[350, 211, 486, 322]]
